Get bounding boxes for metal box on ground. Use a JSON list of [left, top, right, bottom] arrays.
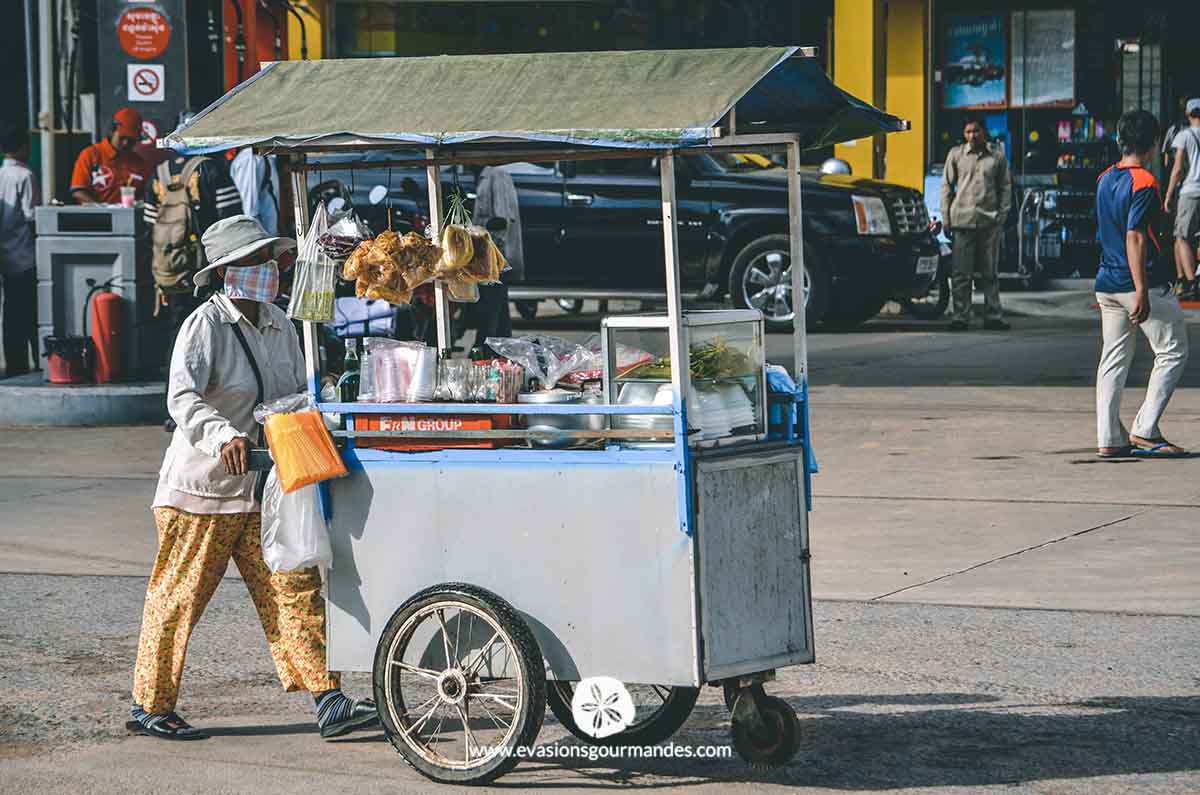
[[35, 206, 160, 379]]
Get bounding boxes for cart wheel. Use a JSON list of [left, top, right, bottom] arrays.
[[546, 681, 699, 747], [730, 694, 800, 768], [372, 583, 546, 785]]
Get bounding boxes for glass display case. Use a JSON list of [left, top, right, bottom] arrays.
[[601, 310, 767, 448]]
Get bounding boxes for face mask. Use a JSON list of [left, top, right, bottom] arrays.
[[223, 259, 279, 304]]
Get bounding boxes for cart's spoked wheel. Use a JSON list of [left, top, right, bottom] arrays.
[[373, 583, 546, 785], [727, 686, 800, 768], [546, 681, 699, 747]]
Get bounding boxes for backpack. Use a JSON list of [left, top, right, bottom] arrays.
[[151, 156, 208, 297]]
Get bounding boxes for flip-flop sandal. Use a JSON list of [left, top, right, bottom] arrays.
[[125, 712, 209, 741], [320, 699, 380, 739], [1097, 446, 1133, 458], [1129, 440, 1189, 458]]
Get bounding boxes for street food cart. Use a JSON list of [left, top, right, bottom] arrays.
[[165, 47, 908, 784]]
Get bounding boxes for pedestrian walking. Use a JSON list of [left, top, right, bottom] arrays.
[[0, 123, 38, 376], [1094, 110, 1189, 458], [1163, 98, 1200, 300], [145, 131, 244, 430], [940, 118, 1012, 331], [230, 147, 280, 235], [127, 215, 377, 741], [70, 108, 151, 204]]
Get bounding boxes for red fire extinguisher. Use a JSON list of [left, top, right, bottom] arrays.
[[88, 278, 123, 384]]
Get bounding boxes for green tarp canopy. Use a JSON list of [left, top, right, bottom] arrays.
[[163, 46, 908, 154]]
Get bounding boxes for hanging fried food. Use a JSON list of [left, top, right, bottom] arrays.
[[341, 241, 371, 281], [394, 232, 442, 289], [462, 226, 507, 284], [440, 224, 474, 271], [373, 229, 403, 258], [364, 283, 413, 305], [445, 275, 480, 303]]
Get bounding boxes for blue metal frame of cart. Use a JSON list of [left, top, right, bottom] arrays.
[[160, 46, 911, 782]]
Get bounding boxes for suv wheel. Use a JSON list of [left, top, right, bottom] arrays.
[[514, 300, 539, 321], [903, 272, 950, 320], [728, 234, 827, 332]]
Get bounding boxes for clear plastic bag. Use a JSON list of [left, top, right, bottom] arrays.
[[320, 212, 371, 262], [557, 334, 655, 386], [260, 467, 333, 573], [289, 203, 338, 322], [484, 335, 593, 389], [256, 392, 348, 493]]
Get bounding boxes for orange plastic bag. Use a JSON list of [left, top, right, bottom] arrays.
[[263, 409, 348, 493]]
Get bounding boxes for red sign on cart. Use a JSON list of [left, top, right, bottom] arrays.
[[117, 8, 171, 60]]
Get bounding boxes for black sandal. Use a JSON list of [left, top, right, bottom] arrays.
[[320, 698, 380, 739], [126, 711, 209, 741]]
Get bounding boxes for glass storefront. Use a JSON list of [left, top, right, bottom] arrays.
[[932, 1, 1197, 278]]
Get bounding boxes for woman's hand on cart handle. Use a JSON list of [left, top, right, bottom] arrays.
[[220, 436, 251, 476]]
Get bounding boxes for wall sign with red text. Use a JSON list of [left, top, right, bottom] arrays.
[[118, 7, 171, 60]]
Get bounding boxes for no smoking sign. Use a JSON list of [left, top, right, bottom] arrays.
[[127, 64, 165, 102]]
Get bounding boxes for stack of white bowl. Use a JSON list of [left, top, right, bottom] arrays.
[[613, 382, 675, 434], [716, 382, 756, 430]]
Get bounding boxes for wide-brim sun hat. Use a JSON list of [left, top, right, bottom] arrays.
[[194, 214, 296, 292]]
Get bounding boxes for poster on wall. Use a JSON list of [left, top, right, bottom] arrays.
[[1010, 10, 1076, 108], [944, 14, 1008, 109]]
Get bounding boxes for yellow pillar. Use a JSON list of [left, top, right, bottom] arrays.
[[287, 0, 326, 60], [833, 0, 885, 179], [885, 0, 927, 190]]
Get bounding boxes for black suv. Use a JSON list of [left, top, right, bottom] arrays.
[[311, 152, 940, 331]]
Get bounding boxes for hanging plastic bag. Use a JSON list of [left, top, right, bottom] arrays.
[[260, 466, 333, 573], [256, 393, 348, 493], [289, 202, 338, 322], [320, 211, 372, 263]]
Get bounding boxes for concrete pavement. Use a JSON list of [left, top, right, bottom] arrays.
[[1, 315, 1198, 792]]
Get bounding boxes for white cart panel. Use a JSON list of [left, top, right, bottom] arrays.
[[326, 459, 701, 685]]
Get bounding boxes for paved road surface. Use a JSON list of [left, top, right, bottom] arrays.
[[1, 315, 1197, 793]]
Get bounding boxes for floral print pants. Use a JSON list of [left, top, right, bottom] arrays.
[[132, 507, 339, 713]]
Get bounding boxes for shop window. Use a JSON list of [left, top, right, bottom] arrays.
[[1119, 40, 1162, 117]]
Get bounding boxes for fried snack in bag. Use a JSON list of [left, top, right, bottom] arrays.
[[373, 230, 403, 258], [440, 224, 474, 271], [364, 282, 414, 305], [263, 408, 348, 494], [342, 242, 369, 281], [445, 275, 480, 303]]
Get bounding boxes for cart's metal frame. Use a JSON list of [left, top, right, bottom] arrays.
[[273, 131, 814, 688]]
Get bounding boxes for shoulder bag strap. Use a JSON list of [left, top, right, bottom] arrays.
[[180, 155, 209, 185], [229, 321, 268, 503]]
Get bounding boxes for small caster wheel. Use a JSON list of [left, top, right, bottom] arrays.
[[731, 694, 800, 768]]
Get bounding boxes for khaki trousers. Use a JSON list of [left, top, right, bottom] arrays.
[[132, 507, 339, 713], [950, 225, 1004, 322], [1095, 287, 1189, 449]]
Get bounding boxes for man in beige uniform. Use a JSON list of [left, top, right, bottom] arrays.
[[941, 119, 1012, 330]]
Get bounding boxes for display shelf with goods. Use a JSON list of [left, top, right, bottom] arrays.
[[1015, 127, 1116, 279], [602, 311, 767, 449]]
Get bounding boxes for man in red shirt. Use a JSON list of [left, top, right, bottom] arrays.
[[70, 108, 151, 204]]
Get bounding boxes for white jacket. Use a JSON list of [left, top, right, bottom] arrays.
[[158, 293, 305, 500]]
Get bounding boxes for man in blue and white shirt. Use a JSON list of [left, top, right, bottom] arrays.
[[0, 123, 38, 376]]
